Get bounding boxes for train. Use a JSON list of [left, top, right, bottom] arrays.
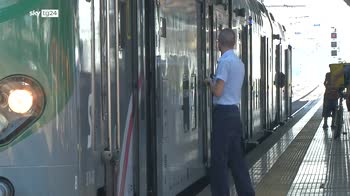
[[0, 0, 292, 195]]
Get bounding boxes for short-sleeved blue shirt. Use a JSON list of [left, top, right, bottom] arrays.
[[213, 50, 245, 105]]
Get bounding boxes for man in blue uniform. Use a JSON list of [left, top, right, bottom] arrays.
[[204, 28, 255, 196]]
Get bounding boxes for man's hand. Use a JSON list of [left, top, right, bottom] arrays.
[[204, 78, 224, 97], [204, 78, 212, 86]]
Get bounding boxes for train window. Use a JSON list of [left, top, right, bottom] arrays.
[[160, 17, 167, 38], [190, 74, 197, 130], [118, 1, 127, 49], [183, 74, 190, 132]]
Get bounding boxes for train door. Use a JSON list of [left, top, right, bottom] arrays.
[[116, 0, 140, 195], [204, 1, 230, 164], [135, 0, 148, 195], [202, 0, 213, 168], [241, 25, 253, 140], [145, 0, 158, 195], [151, 0, 206, 195]]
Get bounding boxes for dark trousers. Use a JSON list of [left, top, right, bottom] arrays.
[[210, 105, 255, 196]]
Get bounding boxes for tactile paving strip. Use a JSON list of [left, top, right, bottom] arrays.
[[255, 107, 323, 196], [226, 100, 324, 196], [287, 109, 350, 196]]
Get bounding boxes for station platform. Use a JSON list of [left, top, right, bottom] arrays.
[[198, 95, 350, 195]]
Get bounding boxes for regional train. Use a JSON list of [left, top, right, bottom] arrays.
[[0, 0, 292, 195]]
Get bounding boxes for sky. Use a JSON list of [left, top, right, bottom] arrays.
[[263, 0, 350, 85]]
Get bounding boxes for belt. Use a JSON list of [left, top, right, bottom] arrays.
[[213, 104, 239, 111]]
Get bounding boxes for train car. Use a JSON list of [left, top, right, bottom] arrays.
[[0, 1, 118, 195], [276, 23, 293, 122], [231, 0, 274, 142], [0, 0, 292, 196]]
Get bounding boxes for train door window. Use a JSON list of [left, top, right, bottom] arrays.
[[207, 5, 214, 75], [214, 17, 219, 69], [78, 0, 96, 150], [117, 0, 134, 134], [190, 74, 197, 130], [118, 1, 127, 55], [266, 39, 270, 70], [276, 45, 281, 71]]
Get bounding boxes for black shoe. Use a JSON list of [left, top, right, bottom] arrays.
[[323, 124, 328, 129]]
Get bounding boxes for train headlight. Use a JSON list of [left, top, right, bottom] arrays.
[[8, 90, 33, 114], [0, 75, 45, 146]]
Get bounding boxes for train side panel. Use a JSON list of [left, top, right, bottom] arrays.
[[77, 0, 107, 195]]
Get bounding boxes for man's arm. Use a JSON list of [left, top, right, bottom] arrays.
[[204, 78, 224, 97]]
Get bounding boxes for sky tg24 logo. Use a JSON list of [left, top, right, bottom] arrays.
[[29, 9, 59, 18]]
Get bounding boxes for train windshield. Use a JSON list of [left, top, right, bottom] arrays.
[[0, 0, 22, 9], [0, 0, 42, 23]]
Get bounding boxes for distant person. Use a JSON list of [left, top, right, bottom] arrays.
[[322, 72, 338, 128], [204, 28, 255, 196], [331, 64, 350, 111]]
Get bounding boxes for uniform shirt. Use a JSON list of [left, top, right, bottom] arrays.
[[213, 50, 245, 105]]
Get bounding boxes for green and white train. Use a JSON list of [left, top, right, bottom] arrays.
[[0, 0, 292, 195]]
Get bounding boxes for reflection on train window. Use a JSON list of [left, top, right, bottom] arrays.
[[119, 1, 126, 49]]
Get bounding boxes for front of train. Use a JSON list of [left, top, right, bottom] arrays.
[[0, 1, 80, 195]]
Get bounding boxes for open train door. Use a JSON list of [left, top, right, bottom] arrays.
[[145, 0, 158, 195], [203, 0, 230, 168], [202, 0, 213, 169], [114, 0, 147, 195]]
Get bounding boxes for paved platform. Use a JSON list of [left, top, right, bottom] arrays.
[[287, 110, 350, 195], [198, 97, 350, 196]]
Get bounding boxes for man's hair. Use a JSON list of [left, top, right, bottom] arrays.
[[218, 28, 236, 48]]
